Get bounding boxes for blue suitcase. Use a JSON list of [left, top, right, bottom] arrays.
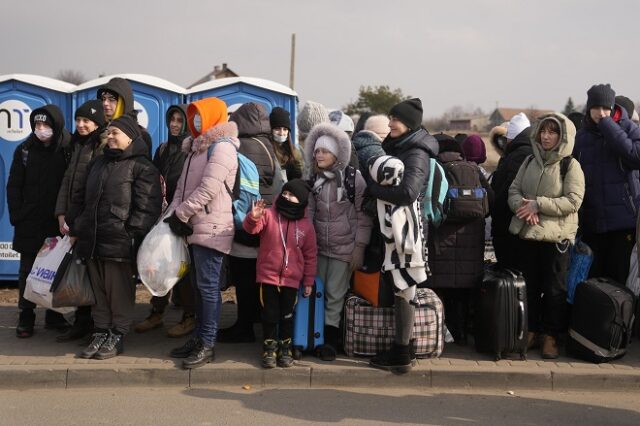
[[293, 276, 324, 358]]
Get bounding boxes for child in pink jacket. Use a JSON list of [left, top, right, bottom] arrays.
[[243, 179, 317, 368]]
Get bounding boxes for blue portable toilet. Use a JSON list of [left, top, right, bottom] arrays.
[[73, 74, 185, 153], [0, 74, 76, 280], [185, 77, 299, 143]]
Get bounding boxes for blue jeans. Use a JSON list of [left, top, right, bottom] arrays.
[[189, 245, 224, 347]]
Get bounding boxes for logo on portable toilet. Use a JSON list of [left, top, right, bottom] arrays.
[[134, 101, 149, 129], [0, 100, 32, 142]]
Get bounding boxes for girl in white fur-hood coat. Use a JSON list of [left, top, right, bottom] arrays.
[[304, 123, 372, 361]]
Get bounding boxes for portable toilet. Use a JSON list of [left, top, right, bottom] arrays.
[[185, 77, 298, 143], [0, 74, 76, 280], [73, 74, 185, 152]]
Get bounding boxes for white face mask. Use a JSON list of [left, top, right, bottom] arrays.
[[193, 114, 202, 132], [35, 127, 53, 141], [273, 133, 288, 144]]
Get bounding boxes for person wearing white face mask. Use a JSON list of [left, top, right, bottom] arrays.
[[7, 104, 72, 338], [269, 107, 304, 181]]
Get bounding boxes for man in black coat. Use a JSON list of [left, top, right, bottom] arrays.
[[6, 104, 71, 338]]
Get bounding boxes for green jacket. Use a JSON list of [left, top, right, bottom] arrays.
[[508, 112, 585, 243]]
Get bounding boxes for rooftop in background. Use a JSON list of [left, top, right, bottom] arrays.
[[188, 63, 239, 88]]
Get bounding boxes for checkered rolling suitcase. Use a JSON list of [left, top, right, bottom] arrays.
[[343, 288, 445, 358]]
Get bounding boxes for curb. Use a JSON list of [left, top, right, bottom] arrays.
[[3, 363, 640, 392]]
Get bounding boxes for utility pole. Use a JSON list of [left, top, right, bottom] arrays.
[[289, 33, 296, 90]]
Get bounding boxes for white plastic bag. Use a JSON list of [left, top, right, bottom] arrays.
[[24, 236, 76, 314], [626, 244, 640, 297], [137, 212, 190, 297]]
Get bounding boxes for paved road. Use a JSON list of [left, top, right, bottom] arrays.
[[1, 387, 639, 425]]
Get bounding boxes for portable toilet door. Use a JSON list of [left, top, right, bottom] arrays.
[[185, 77, 299, 143], [0, 74, 75, 281], [73, 74, 185, 154]]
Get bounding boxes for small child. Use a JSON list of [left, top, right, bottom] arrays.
[[243, 179, 317, 368], [369, 155, 427, 291]]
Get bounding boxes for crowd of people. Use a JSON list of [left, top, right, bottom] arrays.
[[7, 78, 640, 371]]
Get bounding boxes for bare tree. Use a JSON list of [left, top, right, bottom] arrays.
[[56, 69, 86, 85]]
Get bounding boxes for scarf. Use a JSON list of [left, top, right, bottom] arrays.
[[103, 147, 124, 160], [275, 194, 306, 220], [313, 168, 345, 202]]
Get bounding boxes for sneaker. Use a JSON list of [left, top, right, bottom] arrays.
[[182, 341, 215, 369], [16, 309, 35, 338], [370, 343, 412, 374], [167, 314, 196, 338], [170, 336, 200, 358], [79, 331, 109, 359], [541, 334, 559, 359], [262, 339, 277, 369], [216, 323, 255, 343], [93, 331, 124, 360], [134, 312, 163, 333], [277, 338, 294, 368], [44, 310, 70, 331]]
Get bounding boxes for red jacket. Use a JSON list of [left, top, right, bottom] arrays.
[[243, 206, 317, 289]]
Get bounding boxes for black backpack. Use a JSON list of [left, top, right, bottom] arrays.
[[442, 159, 488, 222]]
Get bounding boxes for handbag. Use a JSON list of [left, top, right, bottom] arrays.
[[52, 254, 95, 307]]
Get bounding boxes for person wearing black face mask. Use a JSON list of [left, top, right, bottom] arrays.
[[242, 179, 317, 368], [269, 107, 304, 181], [7, 105, 71, 338]]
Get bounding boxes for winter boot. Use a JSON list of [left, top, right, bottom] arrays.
[[277, 338, 294, 368], [134, 310, 164, 333], [541, 334, 559, 359], [79, 329, 109, 359], [167, 313, 196, 338], [16, 309, 35, 338], [57, 307, 93, 342], [370, 343, 412, 374], [262, 339, 278, 369], [44, 309, 70, 331], [93, 330, 124, 360], [169, 336, 200, 358], [318, 326, 338, 361], [182, 340, 215, 369]]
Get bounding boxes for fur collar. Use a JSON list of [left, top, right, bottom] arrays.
[[182, 121, 239, 153]]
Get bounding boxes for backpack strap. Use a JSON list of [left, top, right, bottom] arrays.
[[251, 137, 275, 175], [344, 165, 357, 204], [207, 140, 239, 201], [560, 155, 573, 180]]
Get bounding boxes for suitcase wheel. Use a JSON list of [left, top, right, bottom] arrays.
[[293, 347, 302, 360]]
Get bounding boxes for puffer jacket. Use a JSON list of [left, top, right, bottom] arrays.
[[153, 104, 189, 204], [168, 121, 239, 254], [55, 127, 106, 226], [243, 206, 317, 289], [7, 104, 70, 254], [491, 127, 533, 239], [508, 112, 585, 243], [573, 106, 640, 234], [352, 130, 385, 183], [71, 137, 162, 261], [305, 124, 372, 262]]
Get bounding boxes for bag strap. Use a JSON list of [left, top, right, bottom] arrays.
[[343, 165, 357, 204], [251, 137, 275, 175]]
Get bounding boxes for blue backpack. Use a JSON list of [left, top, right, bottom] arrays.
[[423, 158, 448, 227], [207, 140, 261, 230]]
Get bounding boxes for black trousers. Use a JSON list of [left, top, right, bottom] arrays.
[[493, 232, 522, 271], [515, 239, 570, 336], [229, 256, 260, 330], [149, 273, 195, 315], [17, 253, 36, 310], [260, 284, 297, 341], [582, 230, 635, 285]]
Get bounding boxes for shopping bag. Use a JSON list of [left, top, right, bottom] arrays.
[[24, 236, 75, 314], [52, 255, 95, 307], [137, 211, 190, 297], [626, 244, 640, 297], [566, 238, 594, 304]]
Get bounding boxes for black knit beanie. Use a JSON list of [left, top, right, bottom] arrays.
[[270, 107, 291, 130], [75, 100, 106, 127], [434, 133, 464, 156], [389, 98, 423, 130], [586, 84, 616, 111], [281, 178, 311, 207], [110, 114, 140, 140], [31, 109, 54, 128], [615, 95, 635, 118]]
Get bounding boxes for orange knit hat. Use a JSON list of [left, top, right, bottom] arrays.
[[187, 97, 228, 137]]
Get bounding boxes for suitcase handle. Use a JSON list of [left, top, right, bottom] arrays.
[[518, 301, 525, 340]]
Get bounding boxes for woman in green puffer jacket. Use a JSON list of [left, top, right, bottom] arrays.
[[508, 112, 585, 360]]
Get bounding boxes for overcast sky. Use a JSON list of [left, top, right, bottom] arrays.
[[2, 0, 639, 117]]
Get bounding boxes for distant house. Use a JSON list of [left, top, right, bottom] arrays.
[[449, 116, 489, 132], [188, 63, 238, 88], [489, 107, 554, 128]]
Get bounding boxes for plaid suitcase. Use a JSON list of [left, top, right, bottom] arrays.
[[343, 288, 444, 358]]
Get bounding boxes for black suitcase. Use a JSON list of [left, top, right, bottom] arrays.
[[475, 266, 527, 360], [567, 277, 636, 363]]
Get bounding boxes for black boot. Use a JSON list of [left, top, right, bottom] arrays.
[[182, 341, 215, 369], [44, 309, 70, 331], [79, 329, 109, 359], [169, 336, 200, 358], [370, 343, 412, 373], [277, 338, 294, 368], [318, 326, 339, 361], [56, 307, 93, 342], [16, 309, 35, 338], [93, 330, 124, 360], [262, 339, 277, 369]]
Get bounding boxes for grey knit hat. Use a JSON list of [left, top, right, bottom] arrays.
[[297, 101, 329, 136]]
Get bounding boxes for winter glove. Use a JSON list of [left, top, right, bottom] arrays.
[[163, 212, 193, 237], [350, 245, 366, 272]]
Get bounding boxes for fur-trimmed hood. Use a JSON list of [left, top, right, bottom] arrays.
[[303, 123, 352, 175], [182, 121, 239, 154], [489, 124, 508, 155]]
